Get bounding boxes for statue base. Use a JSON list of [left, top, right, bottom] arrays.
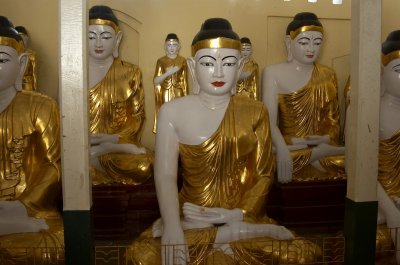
[[266, 179, 347, 232], [92, 178, 160, 241]]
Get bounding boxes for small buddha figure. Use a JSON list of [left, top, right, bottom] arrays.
[[372, 30, 400, 264], [15, 25, 37, 91], [236, 37, 260, 100], [88, 5, 153, 185], [153, 33, 188, 133], [262, 12, 345, 183], [0, 16, 63, 263], [126, 18, 320, 265]]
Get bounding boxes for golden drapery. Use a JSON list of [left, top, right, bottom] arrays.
[[277, 63, 345, 181], [22, 48, 37, 91], [153, 55, 188, 133], [378, 130, 400, 199], [0, 91, 64, 264], [89, 58, 153, 185], [236, 58, 259, 100], [127, 95, 320, 264]]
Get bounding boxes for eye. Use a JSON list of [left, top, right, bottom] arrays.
[[223, 62, 236, 67], [102, 36, 112, 40], [200, 62, 214, 67], [0, 58, 10, 63]]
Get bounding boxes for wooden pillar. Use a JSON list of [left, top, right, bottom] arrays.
[[59, 1, 93, 265], [344, 0, 381, 264]]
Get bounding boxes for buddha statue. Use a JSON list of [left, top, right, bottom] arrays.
[[236, 37, 260, 100], [153, 33, 188, 133], [262, 12, 345, 183], [0, 16, 63, 263], [126, 18, 320, 265], [15, 25, 37, 91], [372, 30, 400, 264], [88, 5, 153, 185]]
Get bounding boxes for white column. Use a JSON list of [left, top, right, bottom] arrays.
[[59, 0, 91, 211], [346, 0, 381, 202]]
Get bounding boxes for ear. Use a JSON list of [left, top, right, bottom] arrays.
[[113, 30, 123, 58], [380, 64, 386, 96], [15, 53, 29, 91], [187, 57, 199, 94], [232, 57, 246, 95], [285, 35, 293, 62]]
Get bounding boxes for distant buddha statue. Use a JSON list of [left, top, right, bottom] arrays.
[[15, 25, 37, 91], [236, 37, 260, 100], [126, 18, 320, 265], [153, 33, 188, 133], [88, 5, 153, 185], [0, 16, 63, 263], [372, 30, 400, 264], [262, 12, 345, 183]]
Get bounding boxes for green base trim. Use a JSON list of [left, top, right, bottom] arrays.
[[344, 198, 378, 265], [63, 210, 94, 265]]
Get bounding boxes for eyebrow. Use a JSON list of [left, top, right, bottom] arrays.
[[392, 64, 400, 69], [0, 51, 11, 56], [222, 55, 237, 60], [199, 55, 216, 60]]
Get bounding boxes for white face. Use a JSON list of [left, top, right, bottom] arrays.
[[382, 57, 400, 98], [165, 40, 180, 57], [241, 45, 252, 59], [194, 48, 241, 96], [88, 24, 118, 60], [290, 31, 323, 64], [0, 45, 20, 91]]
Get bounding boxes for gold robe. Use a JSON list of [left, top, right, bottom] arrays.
[[127, 95, 320, 264], [0, 91, 64, 264], [236, 58, 259, 100], [375, 131, 400, 263], [278, 64, 345, 181], [153, 55, 188, 133], [22, 48, 37, 91], [90, 58, 153, 185]]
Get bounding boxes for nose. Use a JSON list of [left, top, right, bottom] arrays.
[[213, 60, 224, 78], [95, 36, 102, 47], [307, 42, 315, 52]]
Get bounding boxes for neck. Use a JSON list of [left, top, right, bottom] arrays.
[[289, 59, 314, 71], [382, 91, 400, 107], [198, 91, 231, 110], [89, 56, 114, 68], [167, 54, 178, 59], [0, 86, 17, 113]]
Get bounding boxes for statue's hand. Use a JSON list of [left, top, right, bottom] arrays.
[[0, 200, 27, 217], [99, 142, 146, 155], [239, 71, 251, 81], [292, 134, 330, 146], [166, 66, 180, 75], [182, 202, 242, 224], [275, 145, 293, 183], [161, 225, 189, 265], [91, 133, 118, 145], [152, 217, 212, 237]]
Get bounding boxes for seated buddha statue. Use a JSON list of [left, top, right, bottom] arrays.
[[15, 25, 37, 91], [126, 18, 321, 265], [236, 37, 260, 100], [153, 33, 188, 133], [262, 12, 345, 183], [88, 5, 153, 185], [372, 30, 400, 264], [0, 16, 63, 264]]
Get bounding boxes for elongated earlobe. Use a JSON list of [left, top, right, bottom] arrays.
[[187, 57, 200, 94], [15, 53, 28, 91], [113, 31, 123, 58], [285, 36, 293, 62]]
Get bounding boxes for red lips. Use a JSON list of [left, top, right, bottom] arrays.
[[212, 81, 225, 87]]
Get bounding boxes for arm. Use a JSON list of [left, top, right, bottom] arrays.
[[19, 96, 61, 218], [155, 104, 188, 265], [262, 67, 293, 183]]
